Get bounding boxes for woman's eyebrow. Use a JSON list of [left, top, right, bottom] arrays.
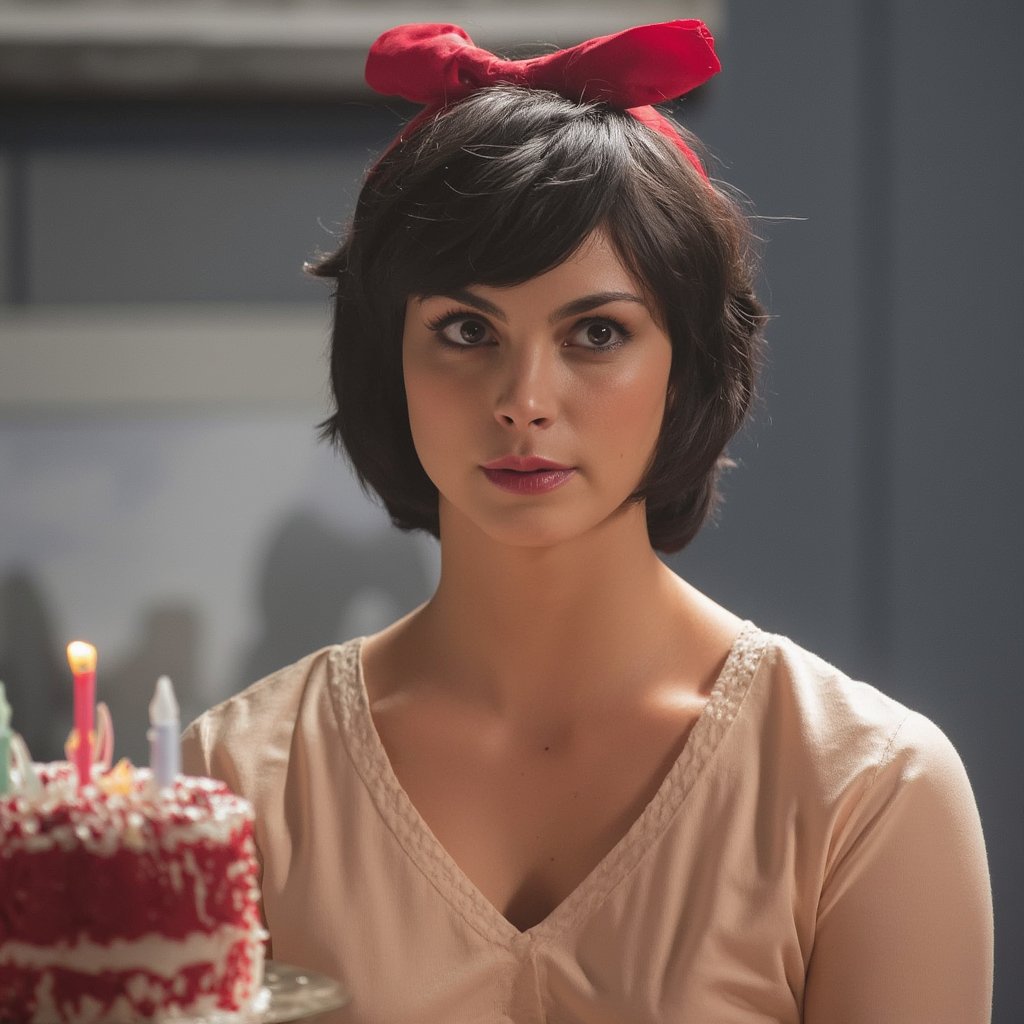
[[550, 291, 648, 322], [423, 288, 648, 323], [428, 288, 507, 320]]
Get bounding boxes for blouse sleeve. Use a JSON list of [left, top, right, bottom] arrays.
[[180, 718, 210, 778], [181, 713, 246, 794], [803, 710, 993, 1024]]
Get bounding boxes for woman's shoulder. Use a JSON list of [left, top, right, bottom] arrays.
[[750, 626, 971, 802], [752, 629, 990, 984], [180, 638, 363, 783], [184, 642, 350, 735]]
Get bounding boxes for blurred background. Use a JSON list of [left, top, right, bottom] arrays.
[[0, 1, 1020, 1018]]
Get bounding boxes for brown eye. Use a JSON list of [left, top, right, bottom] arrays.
[[452, 319, 488, 345], [571, 317, 632, 351], [427, 313, 493, 347]]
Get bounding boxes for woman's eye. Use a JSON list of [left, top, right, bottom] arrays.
[[425, 312, 631, 350], [571, 318, 631, 350], [431, 315, 491, 347]]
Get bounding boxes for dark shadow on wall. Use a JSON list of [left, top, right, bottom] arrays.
[[0, 569, 67, 761], [100, 604, 201, 765], [0, 512, 432, 764], [234, 508, 433, 693]]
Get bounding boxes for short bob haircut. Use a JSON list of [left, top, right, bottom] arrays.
[[308, 84, 766, 554]]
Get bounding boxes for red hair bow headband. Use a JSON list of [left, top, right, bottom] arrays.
[[365, 20, 721, 179]]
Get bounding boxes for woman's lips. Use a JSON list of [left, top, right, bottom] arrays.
[[482, 455, 571, 472], [482, 467, 577, 494]]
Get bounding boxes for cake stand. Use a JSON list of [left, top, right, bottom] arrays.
[[184, 961, 348, 1023]]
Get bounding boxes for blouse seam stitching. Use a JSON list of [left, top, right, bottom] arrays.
[[541, 622, 771, 938], [814, 709, 914, 925], [327, 640, 516, 950]]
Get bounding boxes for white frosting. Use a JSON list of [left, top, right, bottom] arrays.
[[0, 926, 260, 975], [1, 764, 253, 856], [3, 928, 267, 1024], [26, 984, 257, 1024], [181, 847, 215, 928]]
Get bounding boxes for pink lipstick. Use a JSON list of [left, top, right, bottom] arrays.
[[481, 455, 576, 495]]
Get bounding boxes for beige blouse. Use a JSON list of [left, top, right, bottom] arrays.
[[180, 623, 993, 1023]]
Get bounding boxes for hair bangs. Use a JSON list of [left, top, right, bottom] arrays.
[[379, 87, 633, 296]]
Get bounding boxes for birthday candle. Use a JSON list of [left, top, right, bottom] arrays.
[[8, 733, 41, 798], [0, 682, 11, 796], [94, 702, 114, 772], [66, 641, 97, 789], [148, 675, 180, 790]]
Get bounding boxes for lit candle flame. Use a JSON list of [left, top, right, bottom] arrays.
[[66, 641, 97, 675]]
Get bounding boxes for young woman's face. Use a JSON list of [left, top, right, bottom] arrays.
[[402, 230, 673, 548]]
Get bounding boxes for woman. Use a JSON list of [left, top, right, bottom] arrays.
[[182, 21, 993, 1023]]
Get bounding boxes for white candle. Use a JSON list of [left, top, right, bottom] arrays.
[[148, 675, 181, 789]]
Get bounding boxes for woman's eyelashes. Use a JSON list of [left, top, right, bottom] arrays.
[[425, 310, 491, 348], [424, 309, 634, 351]]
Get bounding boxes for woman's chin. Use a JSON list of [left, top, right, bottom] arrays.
[[439, 495, 644, 552]]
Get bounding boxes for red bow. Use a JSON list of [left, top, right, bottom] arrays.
[[365, 21, 720, 177]]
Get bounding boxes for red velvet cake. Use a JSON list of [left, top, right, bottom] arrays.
[[0, 762, 266, 1023]]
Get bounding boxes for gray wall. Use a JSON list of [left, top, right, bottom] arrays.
[[1, 2, 1020, 1019], [676, 4, 1022, 1019]]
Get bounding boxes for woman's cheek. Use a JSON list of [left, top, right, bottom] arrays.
[[583, 363, 669, 445], [405, 366, 475, 483]]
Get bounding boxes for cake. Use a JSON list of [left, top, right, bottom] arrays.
[[0, 761, 266, 1023]]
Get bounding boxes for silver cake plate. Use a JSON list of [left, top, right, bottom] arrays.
[[181, 961, 348, 1023]]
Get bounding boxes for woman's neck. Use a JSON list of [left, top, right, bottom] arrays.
[[389, 500, 737, 721]]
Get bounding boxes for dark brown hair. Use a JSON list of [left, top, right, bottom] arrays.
[[308, 84, 765, 553]]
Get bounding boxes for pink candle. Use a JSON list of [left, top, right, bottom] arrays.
[[66, 641, 97, 789]]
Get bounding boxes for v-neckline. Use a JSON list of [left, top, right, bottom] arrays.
[[330, 621, 768, 948]]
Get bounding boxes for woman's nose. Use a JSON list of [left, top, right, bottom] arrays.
[[492, 342, 558, 429]]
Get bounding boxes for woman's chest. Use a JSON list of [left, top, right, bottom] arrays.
[[262, 737, 810, 1024], [372, 697, 707, 931]]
